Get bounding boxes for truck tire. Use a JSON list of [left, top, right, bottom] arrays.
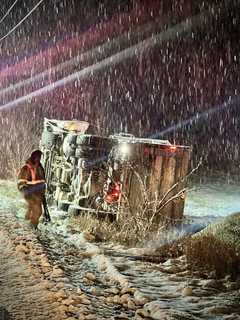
[[41, 130, 58, 148], [65, 133, 77, 145], [68, 205, 80, 216], [75, 146, 95, 158], [76, 134, 90, 146], [64, 145, 76, 157], [77, 134, 113, 149], [58, 201, 71, 212]]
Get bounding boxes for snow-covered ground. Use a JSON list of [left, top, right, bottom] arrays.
[[185, 178, 240, 218], [2, 176, 239, 220], [1, 178, 240, 319]]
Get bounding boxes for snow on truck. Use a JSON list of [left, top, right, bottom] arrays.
[[40, 118, 191, 222]]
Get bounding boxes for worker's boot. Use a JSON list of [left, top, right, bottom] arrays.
[[29, 222, 38, 230]]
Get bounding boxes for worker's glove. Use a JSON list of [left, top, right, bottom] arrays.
[[22, 182, 46, 195]]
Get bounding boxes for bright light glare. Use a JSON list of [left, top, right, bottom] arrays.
[[169, 145, 177, 151], [119, 143, 130, 155]]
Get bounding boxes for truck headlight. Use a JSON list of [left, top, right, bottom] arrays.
[[119, 143, 131, 155]]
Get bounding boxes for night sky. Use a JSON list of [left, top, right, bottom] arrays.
[[0, 0, 239, 177]]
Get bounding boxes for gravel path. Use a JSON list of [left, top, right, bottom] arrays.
[[0, 216, 61, 319], [0, 180, 239, 320], [0, 208, 106, 320], [0, 209, 138, 320]]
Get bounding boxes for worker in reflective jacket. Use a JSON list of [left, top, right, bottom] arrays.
[[17, 150, 46, 229]]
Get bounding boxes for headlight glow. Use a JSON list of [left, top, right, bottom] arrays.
[[119, 143, 131, 155]]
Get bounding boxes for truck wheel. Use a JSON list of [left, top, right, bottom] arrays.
[[75, 146, 96, 158], [58, 201, 70, 212], [65, 133, 77, 145], [76, 134, 90, 146], [41, 130, 58, 148], [68, 205, 80, 216], [77, 135, 113, 149], [64, 145, 76, 157]]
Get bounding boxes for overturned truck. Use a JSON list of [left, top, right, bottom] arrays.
[[40, 118, 191, 222]]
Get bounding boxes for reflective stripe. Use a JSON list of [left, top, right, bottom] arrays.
[[25, 163, 37, 181], [18, 179, 28, 183]]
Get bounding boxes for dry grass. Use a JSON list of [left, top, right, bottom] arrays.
[[70, 214, 240, 279], [69, 165, 199, 246], [184, 234, 240, 279], [70, 212, 167, 246], [68, 169, 179, 245]]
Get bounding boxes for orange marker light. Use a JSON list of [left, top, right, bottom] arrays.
[[169, 145, 177, 152]]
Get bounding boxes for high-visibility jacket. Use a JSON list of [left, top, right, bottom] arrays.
[[17, 159, 45, 193]]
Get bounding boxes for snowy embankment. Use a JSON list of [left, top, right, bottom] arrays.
[[185, 178, 240, 218], [1, 179, 240, 320]]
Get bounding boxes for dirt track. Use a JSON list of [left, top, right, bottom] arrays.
[[0, 212, 63, 320], [0, 209, 107, 320], [0, 209, 136, 320], [1, 181, 240, 320]]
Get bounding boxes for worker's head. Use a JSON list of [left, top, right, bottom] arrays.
[[30, 149, 42, 164]]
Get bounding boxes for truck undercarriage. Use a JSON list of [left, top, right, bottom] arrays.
[[41, 118, 191, 222]]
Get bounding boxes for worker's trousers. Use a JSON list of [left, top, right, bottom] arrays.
[[25, 193, 43, 228]]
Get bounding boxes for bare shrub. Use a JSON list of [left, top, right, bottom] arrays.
[[184, 234, 240, 279], [6, 140, 39, 180], [69, 210, 164, 246], [70, 195, 182, 247], [69, 214, 123, 243], [70, 162, 201, 246], [0, 110, 41, 180]]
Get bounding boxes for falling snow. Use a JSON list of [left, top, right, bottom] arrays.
[[0, 1, 239, 320], [0, 0, 239, 178]]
